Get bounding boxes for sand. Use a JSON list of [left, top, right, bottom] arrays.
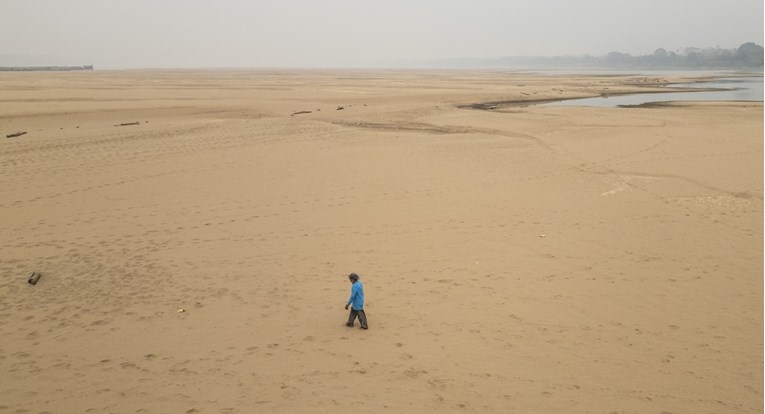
[[0, 69, 762, 413]]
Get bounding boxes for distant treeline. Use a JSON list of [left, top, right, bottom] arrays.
[[500, 42, 764, 69], [414, 43, 764, 69], [0, 65, 94, 72]]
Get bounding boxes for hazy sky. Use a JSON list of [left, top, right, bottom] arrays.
[[1, 0, 763, 68]]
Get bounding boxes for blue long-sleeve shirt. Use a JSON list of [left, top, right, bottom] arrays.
[[347, 281, 364, 310]]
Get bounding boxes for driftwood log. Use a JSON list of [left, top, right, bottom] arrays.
[[6, 131, 27, 138], [114, 122, 140, 127], [28, 272, 42, 285], [291, 111, 312, 116]]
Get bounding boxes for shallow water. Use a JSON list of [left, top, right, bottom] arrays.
[[543, 77, 763, 107]]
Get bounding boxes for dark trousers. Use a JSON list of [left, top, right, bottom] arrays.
[[346, 308, 368, 329]]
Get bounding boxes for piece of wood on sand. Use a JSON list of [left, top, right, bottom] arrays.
[[6, 131, 27, 138], [113, 122, 140, 127], [291, 110, 312, 116], [28, 271, 42, 285]]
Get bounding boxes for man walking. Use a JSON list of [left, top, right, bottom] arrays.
[[345, 273, 368, 329]]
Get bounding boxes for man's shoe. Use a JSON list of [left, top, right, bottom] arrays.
[[346, 323, 354, 327], [360, 326, 368, 330]]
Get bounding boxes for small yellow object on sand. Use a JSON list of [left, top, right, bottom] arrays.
[[177, 308, 185, 313]]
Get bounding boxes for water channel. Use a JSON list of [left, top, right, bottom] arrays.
[[543, 76, 763, 108]]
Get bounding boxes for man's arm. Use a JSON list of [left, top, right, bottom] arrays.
[[345, 284, 358, 309]]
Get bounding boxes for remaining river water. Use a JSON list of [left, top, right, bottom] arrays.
[[543, 76, 763, 107]]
